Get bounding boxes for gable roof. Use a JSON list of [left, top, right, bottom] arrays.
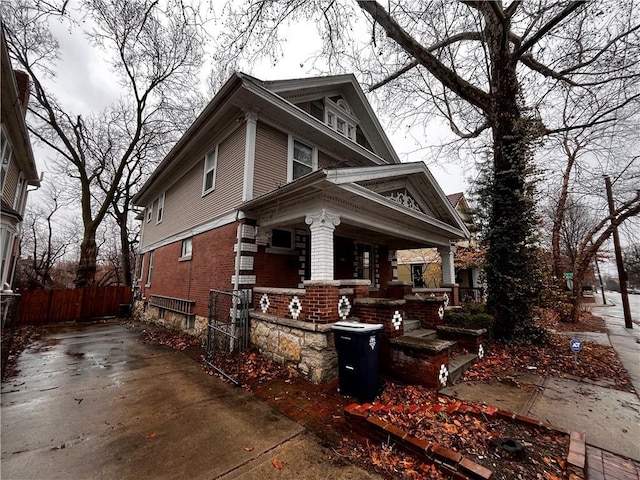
[[241, 162, 470, 242], [447, 192, 464, 208], [263, 74, 400, 164], [133, 72, 399, 205]]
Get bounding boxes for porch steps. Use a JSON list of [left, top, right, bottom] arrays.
[[447, 352, 479, 385], [404, 328, 437, 339], [403, 319, 421, 332]]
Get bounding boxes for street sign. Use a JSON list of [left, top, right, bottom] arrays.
[[570, 337, 583, 353], [564, 272, 574, 280]]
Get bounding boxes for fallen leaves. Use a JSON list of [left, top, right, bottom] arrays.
[[146, 432, 156, 440], [141, 329, 201, 351], [271, 458, 287, 470], [460, 333, 633, 392], [244, 446, 254, 452]]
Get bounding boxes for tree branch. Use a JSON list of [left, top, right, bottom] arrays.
[[358, 0, 491, 112]]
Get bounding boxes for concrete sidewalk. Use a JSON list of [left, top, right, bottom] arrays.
[[1, 322, 380, 480]]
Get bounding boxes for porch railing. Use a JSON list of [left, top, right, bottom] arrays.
[[458, 287, 484, 303]]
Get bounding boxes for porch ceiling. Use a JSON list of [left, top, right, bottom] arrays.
[[240, 166, 469, 249]]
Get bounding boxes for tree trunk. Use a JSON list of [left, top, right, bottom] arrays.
[[75, 232, 98, 288], [115, 208, 133, 286], [569, 266, 585, 323], [483, 15, 541, 340]]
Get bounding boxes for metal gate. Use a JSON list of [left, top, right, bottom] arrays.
[[205, 289, 249, 385]]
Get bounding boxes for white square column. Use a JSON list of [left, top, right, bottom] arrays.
[[305, 209, 341, 280]]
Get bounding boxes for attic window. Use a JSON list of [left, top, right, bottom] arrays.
[[325, 98, 357, 141]]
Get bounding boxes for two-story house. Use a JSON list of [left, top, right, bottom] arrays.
[[1, 29, 40, 293], [133, 72, 471, 383]]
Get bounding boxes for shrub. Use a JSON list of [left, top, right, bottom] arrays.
[[445, 310, 495, 339]]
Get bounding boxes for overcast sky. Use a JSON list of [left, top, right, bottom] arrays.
[[31, 10, 470, 197]]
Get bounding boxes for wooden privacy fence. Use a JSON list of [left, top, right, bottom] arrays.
[[17, 286, 133, 325]]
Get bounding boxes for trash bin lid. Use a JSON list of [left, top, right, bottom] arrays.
[[332, 321, 383, 332]]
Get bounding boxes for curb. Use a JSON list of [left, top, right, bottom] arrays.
[[344, 401, 586, 480]]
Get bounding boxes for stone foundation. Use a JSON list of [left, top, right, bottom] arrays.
[[250, 311, 337, 383], [132, 300, 207, 339]]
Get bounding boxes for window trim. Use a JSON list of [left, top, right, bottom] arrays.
[[146, 204, 153, 223], [266, 228, 294, 253], [180, 237, 193, 261], [202, 146, 218, 195], [156, 192, 165, 224], [13, 173, 25, 211], [1, 126, 12, 179], [146, 250, 154, 286], [324, 98, 358, 141], [287, 136, 317, 182]]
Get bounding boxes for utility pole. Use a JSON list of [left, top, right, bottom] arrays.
[[604, 176, 633, 329]]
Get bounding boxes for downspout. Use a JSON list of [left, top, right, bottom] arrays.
[[233, 211, 242, 294], [231, 211, 243, 353]]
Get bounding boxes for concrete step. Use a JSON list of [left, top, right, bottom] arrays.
[[447, 352, 479, 385], [404, 319, 421, 332], [405, 328, 437, 339]]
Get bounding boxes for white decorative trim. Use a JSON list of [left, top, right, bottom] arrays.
[[438, 364, 449, 387], [392, 310, 403, 331], [442, 293, 449, 307], [231, 275, 256, 284], [338, 296, 351, 320], [260, 294, 270, 313], [289, 296, 302, 320], [236, 256, 254, 270], [234, 242, 258, 253], [386, 190, 423, 213], [438, 305, 445, 320], [478, 344, 485, 360]]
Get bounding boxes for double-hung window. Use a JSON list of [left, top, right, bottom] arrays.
[[146, 204, 153, 223], [156, 192, 165, 224], [203, 146, 218, 195], [13, 174, 25, 212], [181, 238, 192, 260], [1, 127, 11, 182], [146, 250, 154, 286], [288, 137, 317, 182]]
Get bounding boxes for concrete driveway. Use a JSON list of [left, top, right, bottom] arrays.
[[1, 321, 379, 480]]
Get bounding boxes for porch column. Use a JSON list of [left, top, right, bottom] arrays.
[[305, 209, 341, 280], [438, 244, 456, 286]]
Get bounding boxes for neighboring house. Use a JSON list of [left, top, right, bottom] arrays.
[[1, 29, 40, 292], [397, 192, 484, 301], [132, 72, 469, 382]]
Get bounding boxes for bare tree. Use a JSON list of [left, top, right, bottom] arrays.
[[16, 184, 79, 289], [2, 0, 205, 287], [217, 0, 640, 340]]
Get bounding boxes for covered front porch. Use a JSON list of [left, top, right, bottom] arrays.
[[239, 164, 480, 385]]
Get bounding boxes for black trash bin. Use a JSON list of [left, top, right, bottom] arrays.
[[332, 321, 384, 403]]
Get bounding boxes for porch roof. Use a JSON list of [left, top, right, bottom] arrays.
[[240, 163, 470, 249]]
